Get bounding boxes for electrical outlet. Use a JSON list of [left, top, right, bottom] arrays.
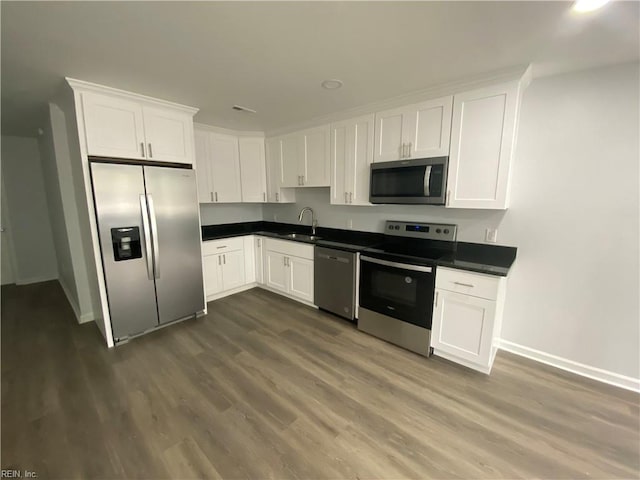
[[347, 219, 353, 230], [485, 228, 498, 243]]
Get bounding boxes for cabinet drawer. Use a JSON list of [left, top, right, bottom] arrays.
[[436, 267, 500, 300], [264, 238, 314, 260], [202, 236, 245, 256]]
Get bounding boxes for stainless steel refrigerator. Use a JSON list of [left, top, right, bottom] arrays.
[[90, 161, 205, 343]]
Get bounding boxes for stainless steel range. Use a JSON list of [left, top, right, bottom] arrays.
[[358, 220, 457, 357]]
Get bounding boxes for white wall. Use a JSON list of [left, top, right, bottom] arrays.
[[200, 203, 262, 225], [38, 104, 79, 313], [498, 62, 639, 381], [263, 188, 507, 242], [263, 62, 640, 383], [1, 135, 58, 284]]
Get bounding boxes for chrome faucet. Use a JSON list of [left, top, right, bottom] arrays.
[[298, 207, 318, 235]]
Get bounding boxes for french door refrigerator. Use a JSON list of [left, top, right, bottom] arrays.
[[90, 161, 204, 343]]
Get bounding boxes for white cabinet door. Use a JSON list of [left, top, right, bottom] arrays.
[[266, 138, 282, 202], [239, 137, 267, 203], [142, 106, 194, 164], [330, 121, 348, 205], [447, 82, 519, 209], [300, 125, 330, 186], [280, 134, 301, 188], [209, 132, 242, 203], [255, 237, 264, 285], [407, 96, 452, 159], [374, 106, 406, 163], [220, 249, 245, 291], [82, 92, 146, 160], [331, 115, 374, 205], [265, 250, 288, 293], [431, 289, 495, 366], [288, 256, 314, 303], [265, 138, 295, 203], [194, 130, 213, 203], [203, 255, 223, 296]]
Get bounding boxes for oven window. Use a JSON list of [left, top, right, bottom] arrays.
[[371, 270, 417, 307], [359, 258, 435, 329]]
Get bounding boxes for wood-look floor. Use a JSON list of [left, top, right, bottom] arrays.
[[2, 281, 639, 479]]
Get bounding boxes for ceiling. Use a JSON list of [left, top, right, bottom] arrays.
[[1, 1, 638, 137]]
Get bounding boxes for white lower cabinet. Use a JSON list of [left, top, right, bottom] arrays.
[[202, 237, 254, 300], [431, 267, 506, 374], [263, 238, 314, 304], [254, 236, 265, 285]]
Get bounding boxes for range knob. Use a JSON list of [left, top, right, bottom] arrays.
[[388, 225, 393, 230], [436, 228, 442, 234], [394, 225, 400, 230], [444, 229, 450, 234]]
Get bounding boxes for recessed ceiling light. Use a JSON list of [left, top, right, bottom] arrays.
[[572, 0, 610, 12], [232, 104, 257, 113], [321, 79, 343, 90]]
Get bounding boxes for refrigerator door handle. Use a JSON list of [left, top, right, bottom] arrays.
[[139, 194, 154, 280], [147, 193, 160, 279]]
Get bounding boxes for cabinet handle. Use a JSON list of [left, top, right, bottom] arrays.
[[275, 192, 279, 202], [349, 192, 353, 203], [141, 142, 146, 157], [301, 175, 305, 185], [218, 256, 221, 266], [210, 192, 214, 202], [215, 192, 218, 202], [407, 142, 412, 158], [257, 238, 261, 247], [399, 143, 404, 158], [148, 143, 153, 158], [223, 254, 226, 265], [283, 256, 287, 266], [435, 291, 438, 308], [263, 192, 266, 201], [453, 282, 474, 288], [216, 246, 226, 249], [344, 192, 348, 203], [286, 257, 290, 266]]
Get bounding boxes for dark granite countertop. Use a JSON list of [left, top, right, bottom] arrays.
[[201, 221, 516, 276]]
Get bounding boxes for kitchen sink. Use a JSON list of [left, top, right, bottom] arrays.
[[279, 233, 322, 242]]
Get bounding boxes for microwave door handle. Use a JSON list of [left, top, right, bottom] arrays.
[[424, 165, 432, 196]]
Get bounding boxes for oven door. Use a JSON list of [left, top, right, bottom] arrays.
[[359, 256, 435, 328], [369, 157, 447, 205]]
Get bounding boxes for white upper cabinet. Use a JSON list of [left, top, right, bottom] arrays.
[[194, 130, 212, 204], [239, 137, 267, 203], [274, 125, 331, 188], [280, 134, 301, 188], [265, 138, 296, 203], [300, 125, 330, 186], [194, 129, 242, 203], [374, 96, 453, 163], [141, 106, 194, 164], [447, 81, 521, 210], [80, 89, 196, 164], [330, 114, 374, 205], [82, 92, 146, 160], [209, 133, 242, 203]]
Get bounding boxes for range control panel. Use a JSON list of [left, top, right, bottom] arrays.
[[384, 221, 457, 242]]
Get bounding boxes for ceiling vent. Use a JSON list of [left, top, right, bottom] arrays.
[[232, 104, 257, 113]]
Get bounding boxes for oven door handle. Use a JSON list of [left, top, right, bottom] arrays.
[[361, 256, 433, 273], [424, 165, 432, 197]]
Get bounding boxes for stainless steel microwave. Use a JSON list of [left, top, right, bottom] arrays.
[[369, 157, 448, 205]]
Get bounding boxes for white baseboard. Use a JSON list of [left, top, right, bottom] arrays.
[[498, 339, 640, 393], [206, 283, 257, 303], [58, 278, 95, 324], [16, 273, 58, 285]]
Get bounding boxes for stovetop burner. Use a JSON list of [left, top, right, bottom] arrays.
[[361, 220, 458, 266]]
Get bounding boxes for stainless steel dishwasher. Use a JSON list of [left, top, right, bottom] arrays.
[[314, 246, 357, 322]]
